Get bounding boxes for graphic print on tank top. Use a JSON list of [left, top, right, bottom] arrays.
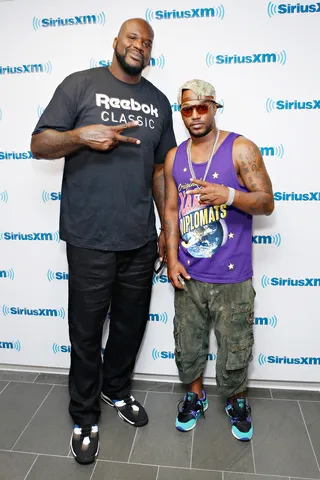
[[179, 188, 228, 258]]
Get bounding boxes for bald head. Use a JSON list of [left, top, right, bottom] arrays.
[[112, 18, 154, 77], [118, 18, 154, 39]]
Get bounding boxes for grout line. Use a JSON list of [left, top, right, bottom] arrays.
[[0, 380, 10, 395], [270, 388, 273, 399], [23, 454, 38, 480], [89, 460, 98, 480], [127, 391, 148, 463], [222, 471, 224, 480], [171, 383, 175, 393], [189, 429, 194, 469], [155, 466, 160, 480], [86, 458, 320, 479], [10, 385, 54, 451], [251, 438, 256, 474], [32, 373, 40, 383], [298, 400, 320, 473]]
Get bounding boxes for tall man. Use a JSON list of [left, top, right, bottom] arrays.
[[31, 18, 176, 464], [164, 80, 274, 440]]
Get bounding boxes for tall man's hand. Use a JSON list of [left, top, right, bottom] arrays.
[[75, 121, 140, 151]]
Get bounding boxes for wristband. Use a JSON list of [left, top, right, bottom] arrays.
[[226, 187, 235, 206]]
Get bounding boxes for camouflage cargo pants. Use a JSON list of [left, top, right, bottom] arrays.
[[174, 278, 255, 398]]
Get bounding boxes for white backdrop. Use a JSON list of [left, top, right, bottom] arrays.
[[0, 0, 319, 384]]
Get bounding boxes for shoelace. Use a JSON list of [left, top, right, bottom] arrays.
[[177, 394, 205, 419], [80, 424, 93, 439]]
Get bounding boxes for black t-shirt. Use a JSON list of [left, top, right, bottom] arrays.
[[33, 68, 176, 250]]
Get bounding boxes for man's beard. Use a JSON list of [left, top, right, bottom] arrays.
[[190, 123, 214, 138], [115, 48, 145, 75]]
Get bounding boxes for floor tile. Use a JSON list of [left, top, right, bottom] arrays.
[[247, 388, 271, 399], [225, 474, 288, 480], [98, 391, 146, 461], [0, 382, 52, 450], [131, 379, 173, 393], [158, 466, 222, 480], [26, 455, 94, 480], [299, 401, 320, 467], [35, 373, 68, 386], [129, 392, 192, 467], [0, 451, 37, 480], [13, 386, 72, 455], [192, 396, 254, 472], [92, 460, 158, 480], [173, 383, 220, 396], [0, 370, 38, 382], [251, 398, 320, 478], [271, 389, 320, 401]]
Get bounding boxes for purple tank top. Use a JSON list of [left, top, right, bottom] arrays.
[[172, 132, 253, 283]]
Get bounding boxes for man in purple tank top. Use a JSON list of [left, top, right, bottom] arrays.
[[164, 79, 274, 440]]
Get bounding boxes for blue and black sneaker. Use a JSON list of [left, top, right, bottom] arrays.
[[176, 391, 208, 432], [225, 398, 253, 441]]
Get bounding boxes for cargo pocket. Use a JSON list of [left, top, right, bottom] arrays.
[[173, 319, 183, 372], [225, 331, 254, 371]]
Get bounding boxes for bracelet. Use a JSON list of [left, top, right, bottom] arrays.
[[226, 187, 235, 206]]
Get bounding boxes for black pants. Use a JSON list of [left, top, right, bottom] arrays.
[[66, 241, 157, 426]]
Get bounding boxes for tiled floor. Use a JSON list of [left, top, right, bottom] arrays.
[[1, 370, 320, 480]]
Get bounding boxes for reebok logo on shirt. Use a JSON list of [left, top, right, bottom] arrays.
[[96, 94, 159, 117]]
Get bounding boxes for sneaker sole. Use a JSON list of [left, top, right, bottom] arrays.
[[176, 399, 209, 432], [100, 393, 148, 427], [69, 434, 100, 465]]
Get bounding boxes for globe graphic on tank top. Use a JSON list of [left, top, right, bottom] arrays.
[[181, 220, 224, 258]]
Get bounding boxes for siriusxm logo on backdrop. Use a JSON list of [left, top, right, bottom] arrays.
[[152, 273, 170, 285], [266, 98, 320, 112], [261, 275, 320, 288], [259, 353, 320, 366], [259, 145, 284, 158], [0, 190, 8, 203], [0, 268, 15, 280], [206, 50, 286, 66], [0, 62, 52, 76], [42, 191, 61, 202], [267, 2, 320, 16], [255, 315, 278, 328], [252, 233, 281, 247], [152, 348, 217, 360], [0, 231, 60, 242], [2, 305, 66, 318], [274, 191, 320, 201], [148, 312, 169, 324], [145, 6, 225, 21], [0, 151, 33, 161], [52, 343, 105, 354], [32, 12, 106, 30], [0, 340, 21, 351], [47, 270, 68, 282], [89, 55, 166, 70], [37, 106, 44, 118]]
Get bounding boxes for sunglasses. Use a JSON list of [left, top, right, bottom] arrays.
[[180, 101, 215, 118]]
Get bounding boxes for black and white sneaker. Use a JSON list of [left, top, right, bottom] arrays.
[[70, 424, 99, 464], [101, 392, 148, 427]]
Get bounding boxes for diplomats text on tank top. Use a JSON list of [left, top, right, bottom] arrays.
[[172, 132, 253, 283]]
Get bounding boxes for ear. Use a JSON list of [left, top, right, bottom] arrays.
[[113, 37, 118, 50]]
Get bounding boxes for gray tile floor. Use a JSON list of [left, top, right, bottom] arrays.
[[0, 370, 320, 480]]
